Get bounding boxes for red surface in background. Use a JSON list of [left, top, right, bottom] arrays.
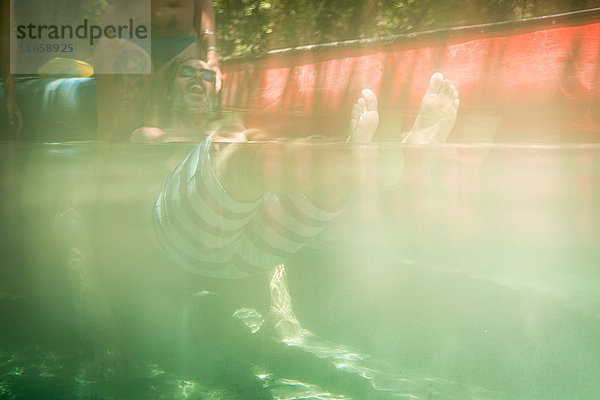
[[221, 19, 600, 142]]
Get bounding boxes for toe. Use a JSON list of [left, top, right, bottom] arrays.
[[358, 97, 367, 114], [453, 98, 460, 109], [448, 84, 456, 97], [362, 89, 378, 112], [441, 79, 452, 95], [352, 103, 360, 119], [429, 72, 444, 94]]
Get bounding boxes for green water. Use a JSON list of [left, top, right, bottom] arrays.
[[0, 142, 599, 400]]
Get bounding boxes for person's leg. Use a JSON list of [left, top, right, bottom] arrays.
[[212, 88, 380, 207], [212, 71, 461, 210], [305, 88, 380, 211]]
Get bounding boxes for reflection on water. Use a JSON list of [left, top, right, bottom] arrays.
[[0, 141, 599, 399]]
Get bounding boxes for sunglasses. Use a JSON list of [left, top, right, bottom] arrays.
[[178, 65, 216, 82]]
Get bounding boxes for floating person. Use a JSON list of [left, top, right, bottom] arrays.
[[142, 61, 460, 289], [153, 70, 458, 277], [148, 65, 459, 397], [94, 0, 222, 140]]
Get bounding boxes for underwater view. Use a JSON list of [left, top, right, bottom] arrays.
[[0, 141, 599, 400], [1, 1, 600, 399]]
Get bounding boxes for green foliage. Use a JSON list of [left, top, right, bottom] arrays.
[[214, 0, 598, 59], [29, 0, 599, 60], [42, 0, 107, 26]]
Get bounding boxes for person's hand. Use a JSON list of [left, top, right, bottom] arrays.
[[5, 90, 23, 136], [209, 62, 222, 93], [206, 51, 222, 93]]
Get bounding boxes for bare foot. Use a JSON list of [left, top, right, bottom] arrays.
[[348, 89, 379, 143], [403, 73, 459, 144]]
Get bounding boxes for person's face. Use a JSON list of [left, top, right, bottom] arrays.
[[172, 59, 216, 111]]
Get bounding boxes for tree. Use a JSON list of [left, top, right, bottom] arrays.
[[214, 0, 598, 59]]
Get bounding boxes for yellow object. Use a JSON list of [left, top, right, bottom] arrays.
[[38, 58, 94, 77]]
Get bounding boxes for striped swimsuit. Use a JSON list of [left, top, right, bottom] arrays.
[[153, 137, 344, 279]]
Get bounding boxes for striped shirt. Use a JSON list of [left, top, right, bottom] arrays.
[[153, 137, 345, 279]]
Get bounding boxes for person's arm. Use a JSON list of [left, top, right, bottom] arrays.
[[1, 0, 22, 134], [194, 0, 222, 92]]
